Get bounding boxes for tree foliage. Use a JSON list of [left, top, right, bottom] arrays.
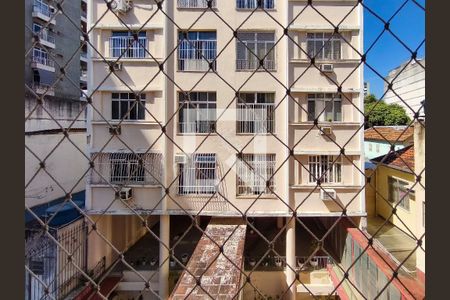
[[364, 94, 410, 128]]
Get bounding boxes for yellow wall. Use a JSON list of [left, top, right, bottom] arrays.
[[375, 165, 416, 235]]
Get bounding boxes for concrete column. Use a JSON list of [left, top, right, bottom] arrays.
[[159, 215, 170, 299], [286, 217, 296, 300]]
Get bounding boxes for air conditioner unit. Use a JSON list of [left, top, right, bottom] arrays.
[[119, 187, 133, 201], [320, 64, 334, 73], [174, 154, 187, 164], [320, 189, 336, 201], [111, 0, 133, 13], [320, 126, 332, 135], [113, 62, 123, 71]]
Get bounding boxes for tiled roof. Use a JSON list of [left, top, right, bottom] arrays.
[[371, 145, 415, 172], [170, 218, 246, 300], [364, 126, 414, 143]]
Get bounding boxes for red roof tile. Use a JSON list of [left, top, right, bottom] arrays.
[[371, 145, 415, 172], [364, 126, 414, 143]]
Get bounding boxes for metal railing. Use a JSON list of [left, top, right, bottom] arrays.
[[237, 103, 275, 133], [109, 36, 147, 58], [178, 39, 217, 71], [236, 58, 276, 71], [36, 29, 55, 45], [32, 52, 55, 68], [177, 0, 217, 8], [33, 1, 53, 18], [237, 0, 275, 9], [178, 153, 217, 195]]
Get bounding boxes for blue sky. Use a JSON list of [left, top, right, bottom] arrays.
[[363, 0, 425, 98]]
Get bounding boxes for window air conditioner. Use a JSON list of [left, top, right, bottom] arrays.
[[113, 62, 123, 71], [319, 64, 334, 73], [111, 0, 133, 14], [320, 126, 332, 135], [119, 187, 133, 201], [174, 153, 187, 164], [320, 189, 336, 201]]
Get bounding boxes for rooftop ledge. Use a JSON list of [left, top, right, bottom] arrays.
[[93, 23, 163, 30], [92, 58, 164, 63], [289, 24, 360, 31], [290, 59, 361, 64], [289, 122, 361, 126], [291, 87, 361, 93], [290, 184, 363, 190], [91, 121, 161, 126], [92, 86, 163, 92], [293, 150, 361, 155]]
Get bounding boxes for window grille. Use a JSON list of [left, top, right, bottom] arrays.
[[237, 154, 275, 195], [307, 93, 342, 122], [178, 92, 217, 133], [110, 32, 147, 58], [307, 32, 342, 60], [236, 32, 276, 70], [388, 177, 412, 211], [177, 0, 217, 9], [32, 47, 54, 68], [178, 154, 217, 195], [178, 31, 217, 71], [308, 155, 342, 184], [111, 93, 146, 120], [33, 0, 53, 18], [236, 0, 275, 9], [237, 93, 275, 133]]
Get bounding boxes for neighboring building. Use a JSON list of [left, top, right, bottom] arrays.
[[364, 81, 370, 97], [360, 121, 425, 298], [364, 126, 414, 160], [85, 1, 364, 299], [384, 58, 425, 119]]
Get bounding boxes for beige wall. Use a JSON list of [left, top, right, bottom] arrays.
[[414, 122, 425, 274]]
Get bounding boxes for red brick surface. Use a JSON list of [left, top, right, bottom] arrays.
[[371, 145, 415, 172], [170, 218, 247, 300]]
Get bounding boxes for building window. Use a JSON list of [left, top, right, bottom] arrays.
[[178, 92, 217, 133], [110, 153, 146, 184], [110, 31, 147, 58], [307, 94, 342, 122], [111, 93, 146, 120], [236, 32, 276, 70], [307, 32, 341, 60], [368, 143, 373, 152], [33, 0, 53, 18], [237, 93, 275, 133], [237, 154, 276, 195], [178, 154, 217, 195], [308, 155, 342, 183], [388, 177, 412, 211], [178, 31, 217, 71], [32, 47, 54, 67], [376, 144, 380, 153], [177, 0, 216, 8], [236, 0, 275, 9]]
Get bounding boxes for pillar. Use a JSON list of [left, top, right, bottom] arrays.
[[286, 217, 296, 300], [159, 215, 170, 299]]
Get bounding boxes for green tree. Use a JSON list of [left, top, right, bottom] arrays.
[[364, 97, 410, 128]]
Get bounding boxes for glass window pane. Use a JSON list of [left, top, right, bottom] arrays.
[[112, 101, 119, 119], [334, 100, 342, 121], [307, 101, 315, 121]]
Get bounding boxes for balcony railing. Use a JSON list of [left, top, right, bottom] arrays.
[[236, 58, 276, 71], [237, 103, 275, 133], [178, 39, 217, 71], [109, 36, 147, 58], [244, 255, 333, 270], [177, 0, 217, 8], [32, 54, 55, 68], [36, 29, 55, 45], [81, 10, 87, 19], [33, 1, 53, 18], [236, 0, 275, 9], [80, 70, 87, 81]]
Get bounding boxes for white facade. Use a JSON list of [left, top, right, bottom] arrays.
[[384, 58, 425, 118]]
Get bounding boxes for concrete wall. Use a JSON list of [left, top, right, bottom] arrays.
[[365, 169, 376, 217], [414, 121, 425, 275]]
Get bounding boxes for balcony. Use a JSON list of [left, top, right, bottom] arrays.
[[80, 51, 87, 62], [237, 103, 275, 134], [236, 58, 276, 71], [81, 10, 87, 23], [35, 29, 55, 48], [177, 0, 217, 8], [31, 54, 55, 72], [80, 70, 87, 82], [236, 0, 275, 9], [109, 36, 147, 59], [32, 83, 55, 96], [32, 2, 56, 25]]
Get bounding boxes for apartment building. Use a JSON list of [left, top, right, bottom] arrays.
[[85, 1, 364, 299], [384, 58, 425, 119]]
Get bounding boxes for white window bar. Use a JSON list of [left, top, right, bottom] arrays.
[[236, 0, 275, 9], [178, 154, 217, 195], [32, 47, 54, 67], [237, 93, 275, 133], [111, 92, 146, 120], [308, 155, 342, 184], [307, 93, 342, 122], [177, 0, 216, 8], [237, 154, 276, 195], [388, 176, 412, 211], [90, 152, 163, 185], [33, 23, 55, 44], [236, 32, 276, 70], [179, 92, 217, 133], [178, 31, 217, 71], [33, 0, 53, 18], [110, 33, 147, 58], [306, 32, 342, 60]]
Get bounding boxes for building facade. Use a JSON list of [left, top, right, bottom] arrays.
[[384, 58, 425, 119], [364, 126, 414, 160], [86, 1, 364, 299]]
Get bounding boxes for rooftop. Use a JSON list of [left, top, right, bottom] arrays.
[[371, 145, 415, 173], [364, 126, 414, 144]]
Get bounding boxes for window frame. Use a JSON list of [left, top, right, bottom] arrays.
[[306, 32, 342, 61], [236, 153, 276, 196], [236, 31, 276, 71], [236, 92, 275, 134], [110, 31, 147, 59], [388, 176, 413, 211], [109, 153, 146, 184], [308, 155, 342, 184], [178, 153, 217, 195], [177, 31, 217, 71], [236, 0, 275, 10], [307, 93, 342, 122], [178, 92, 217, 134], [111, 92, 146, 121]]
